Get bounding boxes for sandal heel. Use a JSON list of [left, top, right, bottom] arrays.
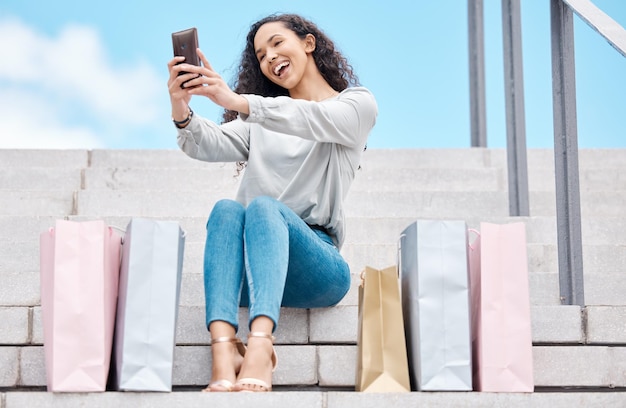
[[202, 336, 246, 392], [234, 332, 277, 392]]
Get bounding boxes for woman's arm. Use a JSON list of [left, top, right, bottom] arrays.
[[177, 114, 250, 163], [168, 50, 251, 163], [239, 88, 378, 148]]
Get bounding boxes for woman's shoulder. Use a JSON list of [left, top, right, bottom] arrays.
[[339, 86, 374, 98], [338, 87, 378, 116]]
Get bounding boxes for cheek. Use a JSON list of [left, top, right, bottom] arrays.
[[259, 62, 271, 78]]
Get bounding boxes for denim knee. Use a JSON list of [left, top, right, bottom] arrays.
[[246, 196, 279, 214], [207, 199, 245, 229]]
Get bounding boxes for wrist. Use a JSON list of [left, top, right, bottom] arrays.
[[234, 95, 249, 115], [172, 107, 193, 129]]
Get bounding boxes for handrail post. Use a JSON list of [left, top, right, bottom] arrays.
[[550, 0, 585, 306], [468, 0, 487, 147], [502, 0, 530, 216]]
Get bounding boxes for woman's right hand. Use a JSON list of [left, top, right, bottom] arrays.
[[167, 56, 195, 122], [167, 50, 249, 119]]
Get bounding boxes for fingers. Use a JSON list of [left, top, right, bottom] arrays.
[[167, 57, 185, 79], [167, 49, 234, 109], [179, 74, 204, 90], [167, 56, 185, 69], [197, 48, 214, 71], [169, 49, 216, 86]]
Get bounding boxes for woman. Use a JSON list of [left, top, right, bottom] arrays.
[[167, 13, 377, 392]]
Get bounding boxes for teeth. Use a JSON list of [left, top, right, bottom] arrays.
[[273, 61, 289, 75]]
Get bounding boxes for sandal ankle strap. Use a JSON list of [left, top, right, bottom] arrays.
[[211, 336, 241, 345], [210, 336, 246, 357], [247, 332, 275, 343], [247, 331, 277, 371]]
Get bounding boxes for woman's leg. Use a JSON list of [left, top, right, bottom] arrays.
[[236, 196, 351, 390], [234, 315, 276, 391], [243, 196, 351, 328], [203, 199, 246, 391]]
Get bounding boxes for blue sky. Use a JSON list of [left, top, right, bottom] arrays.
[[0, 0, 624, 150]]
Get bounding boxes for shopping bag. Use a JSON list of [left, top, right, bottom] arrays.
[[355, 265, 411, 392], [40, 220, 122, 392], [111, 218, 185, 392], [469, 222, 534, 392], [399, 220, 473, 391]]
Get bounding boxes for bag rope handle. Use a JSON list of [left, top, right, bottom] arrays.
[[468, 228, 480, 251]]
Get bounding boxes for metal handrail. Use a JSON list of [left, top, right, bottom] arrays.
[[502, 0, 530, 217], [468, 0, 626, 306], [467, 0, 529, 217], [550, 0, 584, 306], [563, 0, 626, 57], [551, 0, 626, 306], [468, 0, 487, 148]]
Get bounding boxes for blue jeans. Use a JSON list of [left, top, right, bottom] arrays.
[[203, 196, 351, 332]]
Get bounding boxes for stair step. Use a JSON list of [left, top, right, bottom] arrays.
[[0, 191, 74, 216], [0, 186, 624, 221], [0, 168, 82, 191], [3, 165, 623, 194], [3, 148, 626, 170], [54, 190, 624, 218], [3, 391, 623, 408], [82, 167, 504, 192], [0, 269, 561, 309], [5, 342, 625, 389], [14, 304, 586, 348], [10, 305, 626, 348], [0, 150, 88, 168], [5, 215, 626, 246], [84, 148, 498, 170]]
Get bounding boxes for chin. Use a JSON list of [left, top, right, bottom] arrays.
[[271, 80, 291, 92]]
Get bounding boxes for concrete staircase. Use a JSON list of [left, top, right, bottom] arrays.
[[1, 148, 626, 407]]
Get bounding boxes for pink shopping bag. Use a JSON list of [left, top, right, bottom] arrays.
[[40, 220, 122, 392], [469, 222, 534, 392]]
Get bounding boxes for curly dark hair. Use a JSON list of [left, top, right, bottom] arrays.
[[222, 13, 360, 124]]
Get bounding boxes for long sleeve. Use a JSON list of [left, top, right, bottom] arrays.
[[239, 87, 377, 148], [176, 114, 251, 163]]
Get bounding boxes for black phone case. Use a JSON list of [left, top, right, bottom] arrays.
[[172, 27, 200, 75]]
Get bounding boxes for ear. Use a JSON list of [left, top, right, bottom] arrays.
[[304, 33, 316, 53]]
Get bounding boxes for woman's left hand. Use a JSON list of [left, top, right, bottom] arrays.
[[177, 49, 249, 115]]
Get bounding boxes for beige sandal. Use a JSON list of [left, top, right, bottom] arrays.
[[235, 332, 277, 392], [202, 337, 246, 392]]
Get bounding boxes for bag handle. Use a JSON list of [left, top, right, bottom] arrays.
[[397, 233, 406, 278], [108, 223, 187, 243], [468, 228, 480, 250], [109, 225, 126, 245]]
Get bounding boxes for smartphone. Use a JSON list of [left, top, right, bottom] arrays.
[[172, 27, 201, 79]]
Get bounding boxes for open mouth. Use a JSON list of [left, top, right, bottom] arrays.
[[273, 61, 290, 77]]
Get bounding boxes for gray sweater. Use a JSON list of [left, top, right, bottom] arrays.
[[176, 86, 378, 249]]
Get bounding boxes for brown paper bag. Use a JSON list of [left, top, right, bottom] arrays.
[[355, 266, 411, 392]]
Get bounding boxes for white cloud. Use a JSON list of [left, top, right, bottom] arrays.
[[0, 88, 104, 149], [0, 17, 164, 148]]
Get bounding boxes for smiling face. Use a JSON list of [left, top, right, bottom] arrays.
[[253, 21, 316, 91]]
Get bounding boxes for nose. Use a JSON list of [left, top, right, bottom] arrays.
[[267, 50, 278, 62]]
